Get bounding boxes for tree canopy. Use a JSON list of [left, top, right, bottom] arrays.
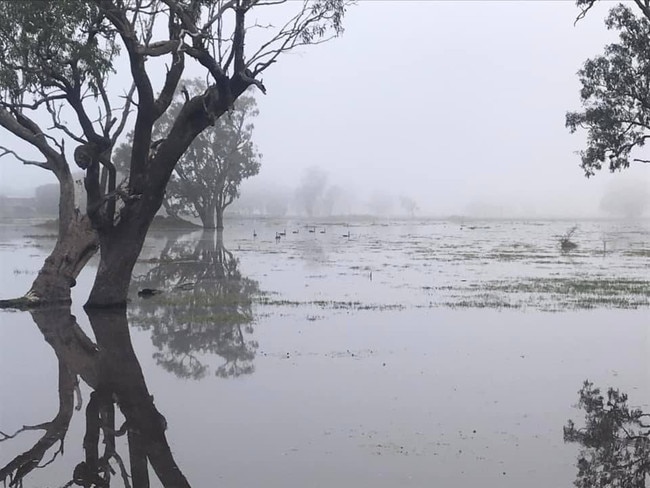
[[568, 2, 650, 176]]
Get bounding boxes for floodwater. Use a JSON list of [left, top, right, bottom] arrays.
[[0, 218, 649, 487]]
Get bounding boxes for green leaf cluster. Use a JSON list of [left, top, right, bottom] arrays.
[[0, 0, 118, 101], [567, 5, 650, 176]]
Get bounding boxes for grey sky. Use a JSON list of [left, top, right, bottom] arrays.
[[1, 1, 648, 217]]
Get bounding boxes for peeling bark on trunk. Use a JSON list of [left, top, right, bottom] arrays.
[[0, 165, 99, 310], [26, 213, 98, 303]]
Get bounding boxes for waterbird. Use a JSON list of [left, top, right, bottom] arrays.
[[308, 227, 316, 233], [275, 232, 281, 242], [342, 230, 350, 238], [253, 229, 257, 238], [279, 229, 286, 236], [320, 228, 326, 234]]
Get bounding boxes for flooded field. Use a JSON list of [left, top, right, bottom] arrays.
[[1, 218, 649, 487]]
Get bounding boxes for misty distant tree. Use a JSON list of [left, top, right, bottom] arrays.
[[322, 184, 344, 216], [399, 195, 418, 217], [568, 2, 650, 176], [599, 180, 649, 218], [130, 231, 259, 379], [116, 80, 261, 230], [295, 166, 328, 217], [230, 180, 290, 216], [564, 380, 650, 488], [264, 191, 290, 217], [367, 191, 394, 216]]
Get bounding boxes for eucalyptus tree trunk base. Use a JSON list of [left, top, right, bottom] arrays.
[[84, 223, 149, 309], [216, 207, 224, 231], [0, 213, 98, 310]]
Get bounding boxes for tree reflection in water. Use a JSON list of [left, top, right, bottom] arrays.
[[131, 230, 260, 379], [564, 380, 650, 488], [0, 307, 190, 487]]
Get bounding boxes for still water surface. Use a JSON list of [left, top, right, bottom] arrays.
[[1, 218, 648, 487]]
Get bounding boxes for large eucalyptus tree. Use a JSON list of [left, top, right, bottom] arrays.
[[0, 0, 349, 308]]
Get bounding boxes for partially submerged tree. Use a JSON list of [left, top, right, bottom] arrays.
[[0, 0, 349, 308], [560, 225, 579, 251], [0, 2, 123, 307], [117, 80, 261, 230], [568, 1, 650, 176], [564, 380, 650, 488]]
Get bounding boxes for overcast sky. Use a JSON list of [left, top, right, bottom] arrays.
[[1, 1, 648, 217]]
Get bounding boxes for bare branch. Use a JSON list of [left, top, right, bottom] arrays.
[[200, 0, 237, 35], [0, 94, 67, 111], [233, 6, 246, 74], [574, 0, 596, 25], [0, 423, 51, 441], [97, 0, 156, 184], [250, 0, 288, 6], [111, 83, 137, 146], [153, 13, 186, 120], [136, 39, 181, 56], [45, 100, 86, 145], [0, 107, 66, 171], [0, 147, 50, 170]]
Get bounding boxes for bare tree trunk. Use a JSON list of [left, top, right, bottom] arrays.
[[27, 213, 98, 302], [0, 166, 99, 309], [203, 210, 216, 229], [216, 205, 224, 231], [85, 221, 149, 308]]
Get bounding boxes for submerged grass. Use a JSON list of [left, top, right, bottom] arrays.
[[256, 297, 404, 311], [440, 277, 650, 310], [482, 277, 650, 296], [624, 249, 650, 258]]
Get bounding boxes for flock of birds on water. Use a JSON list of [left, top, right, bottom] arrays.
[[252, 226, 351, 242]]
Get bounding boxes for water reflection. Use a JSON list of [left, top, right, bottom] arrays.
[[0, 307, 190, 487], [131, 231, 260, 379], [564, 381, 650, 487]]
